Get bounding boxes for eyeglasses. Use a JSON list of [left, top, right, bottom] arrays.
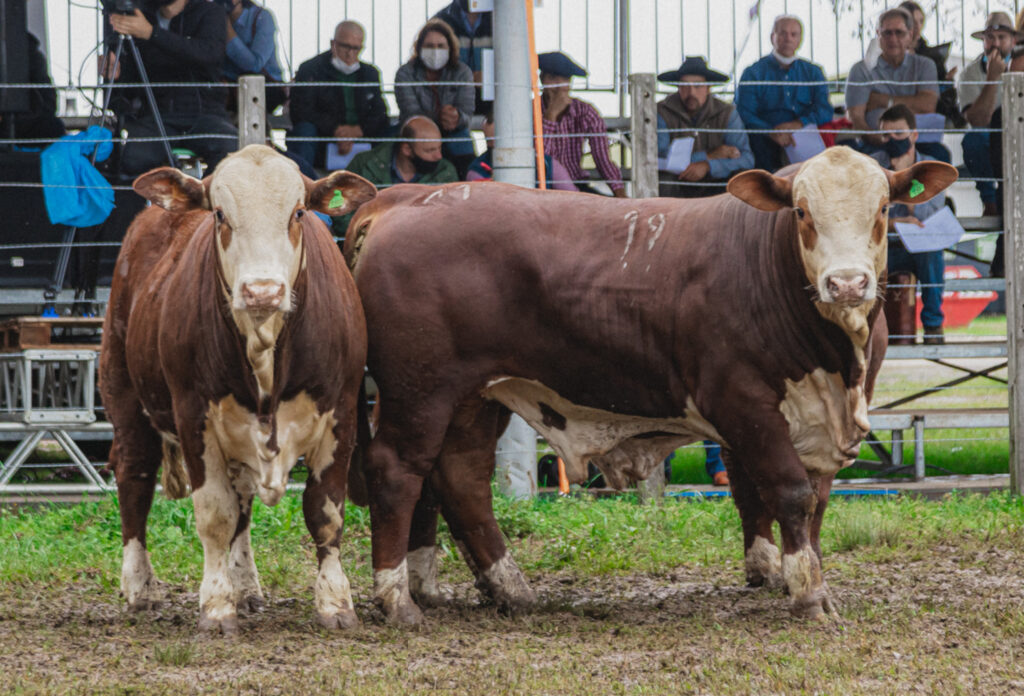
[[879, 29, 908, 37], [332, 41, 363, 53]]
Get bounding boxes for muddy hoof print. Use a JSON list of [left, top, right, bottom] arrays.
[[198, 611, 240, 636], [316, 609, 360, 630]]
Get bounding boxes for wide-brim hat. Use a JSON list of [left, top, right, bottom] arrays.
[[970, 11, 1023, 40], [537, 52, 587, 78], [658, 56, 729, 84]]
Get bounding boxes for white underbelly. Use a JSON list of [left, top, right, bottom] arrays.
[[482, 377, 724, 489]]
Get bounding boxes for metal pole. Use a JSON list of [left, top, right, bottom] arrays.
[[628, 74, 658, 199], [617, 0, 630, 116], [492, 0, 537, 499], [1004, 72, 1024, 495], [238, 75, 267, 148]]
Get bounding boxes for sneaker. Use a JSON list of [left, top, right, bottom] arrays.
[[922, 326, 945, 345], [712, 470, 730, 486]]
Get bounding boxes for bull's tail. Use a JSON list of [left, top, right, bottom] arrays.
[[160, 439, 190, 500], [347, 378, 372, 507]]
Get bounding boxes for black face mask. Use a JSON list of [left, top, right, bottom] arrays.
[[884, 136, 912, 159], [412, 154, 440, 175]]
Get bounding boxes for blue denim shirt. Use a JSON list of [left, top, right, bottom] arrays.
[[224, 6, 283, 81], [735, 55, 833, 131], [657, 108, 755, 179]]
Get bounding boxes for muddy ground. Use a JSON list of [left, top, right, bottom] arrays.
[[3, 536, 1024, 695]]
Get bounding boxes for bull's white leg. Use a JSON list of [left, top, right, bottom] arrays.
[[192, 462, 240, 635], [480, 552, 536, 613], [782, 545, 838, 620], [228, 518, 264, 613], [408, 545, 453, 607], [121, 538, 161, 610], [310, 499, 358, 629], [374, 560, 423, 625], [745, 535, 784, 590]]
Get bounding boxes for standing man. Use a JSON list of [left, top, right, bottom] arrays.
[[655, 56, 753, 198], [736, 15, 832, 172], [874, 105, 947, 345], [845, 8, 938, 149], [287, 20, 389, 171], [958, 12, 1019, 217]]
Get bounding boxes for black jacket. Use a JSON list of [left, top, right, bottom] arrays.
[[104, 0, 228, 117], [12, 33, 66, 140], [288, 52, 389, 139]]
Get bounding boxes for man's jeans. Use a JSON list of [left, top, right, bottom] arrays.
[[888, 242, 945, 328], [962, 130, 997, 205]]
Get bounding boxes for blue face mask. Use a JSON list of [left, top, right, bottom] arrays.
[[884, 136, 912, 159]]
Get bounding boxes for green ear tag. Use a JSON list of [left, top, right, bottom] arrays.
[[329, 189, 345, 209], [909, 179, 925, 198]]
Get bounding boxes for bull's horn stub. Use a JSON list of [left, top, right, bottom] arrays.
[[329, 190, 345, 209]]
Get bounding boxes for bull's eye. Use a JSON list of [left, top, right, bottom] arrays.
[[794, 207, 805, 220], [215, 209, 225, 224], [882, 205, 890, 215], [295, 209, 305, 220]]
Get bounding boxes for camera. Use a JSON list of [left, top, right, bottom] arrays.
[[107, 0, 136, 14]]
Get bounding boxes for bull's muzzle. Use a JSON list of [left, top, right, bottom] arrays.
[[823, 270, 872, 305], [240, 281, 286, 313]]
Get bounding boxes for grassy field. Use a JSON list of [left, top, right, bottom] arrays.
[[3, 492, 1024, 693]]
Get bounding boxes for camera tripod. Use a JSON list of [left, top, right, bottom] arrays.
[[44, 16, 176, 311]]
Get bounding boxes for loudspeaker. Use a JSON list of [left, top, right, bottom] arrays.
[[0, 0, 30, 114]]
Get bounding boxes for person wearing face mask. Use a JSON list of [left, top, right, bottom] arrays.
[[287, 20, 389, 172], [873, 105, 947, 345], [958, 12, 1020, 218], [735, 15, 832, 172], [330, 115, 456, 238], [395, 20, 476, 179], [215, 0, 285, 114], [432, 0, 493, 115]]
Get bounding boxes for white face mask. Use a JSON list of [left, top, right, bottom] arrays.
[[331, 56, 360, 75], [420, 48, 449, 71], [772, 50, 797, 66]]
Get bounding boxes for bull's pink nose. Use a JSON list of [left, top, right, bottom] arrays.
[[241, 281, 285, 311], [826, 273, 869, 302]]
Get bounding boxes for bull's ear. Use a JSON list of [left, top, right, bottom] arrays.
[[727, 169, 793, 211], [887, 160, 958, 204], [305, 171, 377, 216], [132, 167, 208, 212]]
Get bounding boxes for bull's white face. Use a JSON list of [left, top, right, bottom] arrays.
[[790, 148, 889, 307], [209, 148, 307, 320]]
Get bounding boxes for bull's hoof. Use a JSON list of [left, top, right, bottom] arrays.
[[198, 610, 240, 636], [381, 598, 424, 627], [316, 608, 360, 630], [237, 594, 265, 615], [790, 588, 840, 622], [746, 571, 785, 591], [125, 596, 162, 612], [494, 586, 538, 616], [410, 585, 454, 609]]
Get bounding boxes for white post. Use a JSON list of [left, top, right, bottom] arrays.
[[491, 0, 538, 499], [237, 75, 266, 148], [1003, 73, 1024, 495]]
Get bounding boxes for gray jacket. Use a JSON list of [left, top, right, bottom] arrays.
[[394, 59, 474, 132]]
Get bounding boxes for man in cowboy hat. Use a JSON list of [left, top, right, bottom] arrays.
[[736, 15, 832, 171], [958, 11, 1020, 217], [538, 51, 626, 196], [655, 56, 753, 198]]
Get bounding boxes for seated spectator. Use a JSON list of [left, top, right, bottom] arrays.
[[873, 105, 947, 345], [736, 15, 832, 172], [467, 111, 576, 190], [432, 0, 492, 114], [287, 20, 389, 172], [958, 12, 1018, 218], [845, 9, 941, 157], [2, 32, 66, 143], [103, 0, 237, 176], [216, 0, 285, 114], [655, 56, 753, 198], [900, 1, 963, 129], [539, 51, 626, 197], [395, 20, 476, 178], [331, 116, 457, 237]]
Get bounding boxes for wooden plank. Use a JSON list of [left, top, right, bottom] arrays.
[[1003, 73, 1024, 495], [628, 73, 658, 200]]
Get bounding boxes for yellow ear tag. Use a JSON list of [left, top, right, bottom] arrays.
[[329, 189, 345, 209], [909, 179, 924, 198]]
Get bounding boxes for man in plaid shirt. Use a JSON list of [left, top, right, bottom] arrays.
[[538, 52, 627, 197]]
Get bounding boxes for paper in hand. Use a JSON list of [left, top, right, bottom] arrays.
[[783, 124, 826, 164], [893, 205, 965, 253], [657, 137, 695, 174]]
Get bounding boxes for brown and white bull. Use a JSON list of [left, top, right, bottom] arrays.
[[343, 146, 956, 625], [100, 145, 374, 634]]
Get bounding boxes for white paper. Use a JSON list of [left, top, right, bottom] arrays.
[[469, 0, 493, 10], [657, 137, 695, 174], [325, 142, 371, 171], [481, 49, 495, 102], [893, 205, 965, 253], [783, 124, 826, 164], [915, 113, 946, 144]]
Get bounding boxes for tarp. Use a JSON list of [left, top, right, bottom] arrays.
[[40, 125, 115, 228]]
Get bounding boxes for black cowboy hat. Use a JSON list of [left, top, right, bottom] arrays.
[[657, 56, 729, 83], [537, 51, 588, 78]]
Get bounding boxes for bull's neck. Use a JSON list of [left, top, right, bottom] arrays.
[[814, 299, 877, 358], [230, 309, 285, 401]]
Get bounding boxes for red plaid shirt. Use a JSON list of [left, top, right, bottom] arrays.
[[542, 98, 623, 191]]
